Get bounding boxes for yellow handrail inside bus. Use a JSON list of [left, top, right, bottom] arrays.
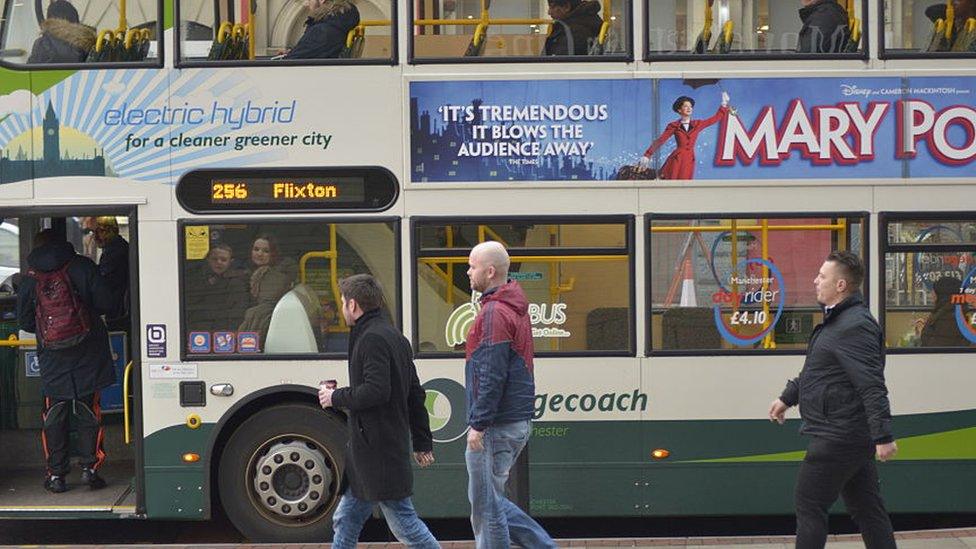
[[123, 360, 133, 444], [946, 0, 955, 41], [419, 255, 624, 264], [299, 224, 347, 332], [118, 0, 127, 34], [0, 334, 36, 347], [248, 0, 256, 61], [94, 29, 115, 53], [345, 19, 393, 48], [597, 0, 612, 45], [217, 21, 233, 44]]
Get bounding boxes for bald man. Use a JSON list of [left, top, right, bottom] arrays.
[[463, 242, 556, 549]]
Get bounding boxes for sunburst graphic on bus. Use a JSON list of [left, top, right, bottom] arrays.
[[444, 291, 482, 347], [711, 258, 787, 347]]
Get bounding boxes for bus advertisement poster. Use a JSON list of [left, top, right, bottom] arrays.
[[410, 77, 975, 183]]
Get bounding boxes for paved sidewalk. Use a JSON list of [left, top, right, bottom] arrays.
[[9, 527, 974, 548]]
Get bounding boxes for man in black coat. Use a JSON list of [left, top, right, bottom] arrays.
[[83, 216, 129, 332], [18, 229, 116, 493], [28, 0, 95, 64], [796, 0, 851, 53], [769, 251, 897, 549], [318, 274, 440, 548], [543, 0, 604, 56]]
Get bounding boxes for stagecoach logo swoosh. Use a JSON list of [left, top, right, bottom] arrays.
[[444, 292, 481, 347]]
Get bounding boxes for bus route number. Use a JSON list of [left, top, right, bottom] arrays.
[[212, 182, 249, 201]]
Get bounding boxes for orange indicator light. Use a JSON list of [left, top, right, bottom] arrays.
[[182, 453, 201, 463], [651, 448, 670, 460]]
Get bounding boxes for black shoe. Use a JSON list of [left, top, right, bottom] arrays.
[[44, 475, 68, 493], [81, 468, 106, 490]]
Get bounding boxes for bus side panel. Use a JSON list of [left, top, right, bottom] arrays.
[[143, 423, 212, 519]]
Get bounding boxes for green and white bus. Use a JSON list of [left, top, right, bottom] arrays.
[[0, 0, 974, 542]]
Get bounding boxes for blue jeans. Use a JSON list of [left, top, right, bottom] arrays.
[[331, 491, 440, 549], [465, 420, 557, 549]]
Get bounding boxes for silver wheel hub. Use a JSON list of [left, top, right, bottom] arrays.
[[252, 440, 331, 518]]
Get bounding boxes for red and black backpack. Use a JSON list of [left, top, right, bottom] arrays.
[[28, 261, 91, 349]]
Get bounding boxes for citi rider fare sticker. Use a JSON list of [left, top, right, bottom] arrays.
[[188, 332, 211, 353]]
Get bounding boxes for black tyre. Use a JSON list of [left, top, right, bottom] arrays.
[[218, 404, 346, 542]]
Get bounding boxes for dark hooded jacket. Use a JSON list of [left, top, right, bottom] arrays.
[[330, 309, 432, 501], [920, 303, 970, 347], [544, 1, 604, 56], [779, 292, 893, 445], [28, 18, 96, 64], [184, 264, 249, 334], [464, 281, 536, 431], [99, 234, 129, 331], [797, 0, 851, 53], [17, 241, 115, 399], [285, 0, 360, 59]]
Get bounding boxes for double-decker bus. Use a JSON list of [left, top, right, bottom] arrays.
[[0, 0, 973, 542]]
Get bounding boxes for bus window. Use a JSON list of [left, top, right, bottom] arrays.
[[176, 0, 395, 64], [647, 0, 865, 58], [883, 217, 976, 349], [882, 0, 976, 55], [179, 220, 398, 358], [648, 215, 866, 352], [414, 218, 633, 355], [410, 0, 631, 61], [0, 0, 161, 66]]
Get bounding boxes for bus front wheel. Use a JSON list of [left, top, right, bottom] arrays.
[[218, 404, 346, 542]]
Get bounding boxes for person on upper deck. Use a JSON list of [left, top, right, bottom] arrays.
[[28, 0, 95, 64], [796, 0, 851, 53], [543, 0, 604, 56], [283, 0, 360, 59]]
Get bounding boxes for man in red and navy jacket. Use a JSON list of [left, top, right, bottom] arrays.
[[463, 241, 556, 549]]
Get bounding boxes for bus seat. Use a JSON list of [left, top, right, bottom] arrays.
[[712, 20, 733, 53], [660, 307, 721, 350], [586, 308, 629, 350], [951, 17, 976, 51], [265, 284, 322, 354]]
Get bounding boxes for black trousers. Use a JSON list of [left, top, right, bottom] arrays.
[[794, 437, 896, 549], [41, 392, 105, 476]]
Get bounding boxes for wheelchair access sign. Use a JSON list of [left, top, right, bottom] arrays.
[[25, 351, 39, 377]]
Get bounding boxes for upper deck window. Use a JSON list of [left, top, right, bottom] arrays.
[[646, 0, 866, 59], [410, 0, 632, 62], [0, 0, 162, 67], [176, 0, 395, 65], [882, 0, 976, 56]]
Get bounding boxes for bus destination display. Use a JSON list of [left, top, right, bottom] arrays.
[[210, 177, 366, 205]]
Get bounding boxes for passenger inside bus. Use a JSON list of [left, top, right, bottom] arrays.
[[281, 0, 361, 59], [184, 243, 249, 334], [82, 217, 129, 333], [543, 0, 604, 55], [27, 0, 95, 64], [924, 0, 976, 51], [920, 275, 970, 347], [238, 234, 298, 347], [796, 0, 851, 53]]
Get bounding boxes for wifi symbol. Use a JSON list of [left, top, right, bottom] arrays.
[[444, 302, 478, 347]]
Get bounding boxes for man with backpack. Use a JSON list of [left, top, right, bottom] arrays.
[[17, 229, 116, 493]]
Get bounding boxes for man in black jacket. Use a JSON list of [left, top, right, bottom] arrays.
[[796, 0, 851, 53], [318, 274, 440, 548], [544, 0, 604, 56], [83, 216, 129, 332], [18, 229, 116, 493], [769, 251, 897, 549]]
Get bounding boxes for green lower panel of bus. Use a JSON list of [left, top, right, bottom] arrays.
[[414, 409, 976, 517], [140, 410, 976, 520], [143, 424, 214, 519]]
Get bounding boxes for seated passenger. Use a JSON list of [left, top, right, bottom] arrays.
[[185, 244, 249, 333], [796, 0, 850, 53], [920, 275, 970, 347], [925, 0, 975, 50], [28, 0, 95, 64], [283, 0, 360, 59], [544, 0, 603, 56], [238, 235, 297, 346]]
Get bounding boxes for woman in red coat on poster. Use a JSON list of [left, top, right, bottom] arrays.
[[639, 92, 730, 180]]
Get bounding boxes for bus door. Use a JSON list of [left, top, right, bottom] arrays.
[[0, 209, 140, 518]]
